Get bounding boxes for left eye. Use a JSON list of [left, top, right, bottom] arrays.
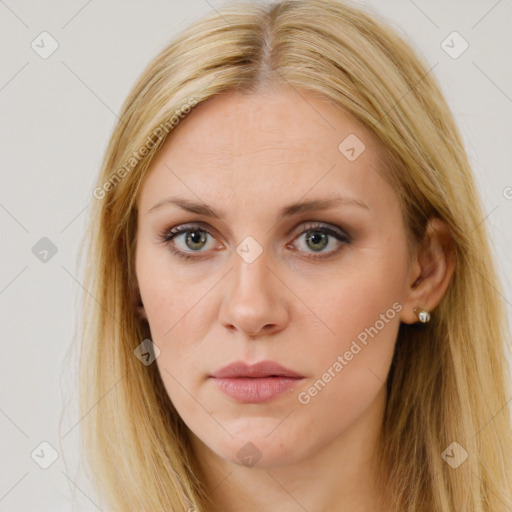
[[293, 224, 350, 256], [159, 222, 351, 260]]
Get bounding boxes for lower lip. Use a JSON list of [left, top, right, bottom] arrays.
[[211, 377, 304, 403]]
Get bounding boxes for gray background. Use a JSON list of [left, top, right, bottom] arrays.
[[1, 0, 511, 510]]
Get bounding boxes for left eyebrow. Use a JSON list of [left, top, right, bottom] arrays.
[[147, 195, 369, 217]]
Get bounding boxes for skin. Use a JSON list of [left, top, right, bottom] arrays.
[[134, 84, 455, 511]]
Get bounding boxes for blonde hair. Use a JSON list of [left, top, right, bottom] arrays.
[[74, 0, 512, 510]]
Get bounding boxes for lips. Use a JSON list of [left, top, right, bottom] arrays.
[[210, 360, 304, 379], [209, 360, 304, 403]]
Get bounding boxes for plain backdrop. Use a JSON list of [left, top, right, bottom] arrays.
[[1, 0, 511, 510]]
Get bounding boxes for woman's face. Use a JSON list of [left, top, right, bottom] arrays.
[[135, 85, 415, 468]]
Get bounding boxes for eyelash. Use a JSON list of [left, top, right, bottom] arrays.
[[158, 222, 352, 261]]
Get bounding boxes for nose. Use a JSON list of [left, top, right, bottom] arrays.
[[218, 248, 289, 338]]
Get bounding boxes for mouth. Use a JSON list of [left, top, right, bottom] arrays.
[[209, 360, 305, 403]]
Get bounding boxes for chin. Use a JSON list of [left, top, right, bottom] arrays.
[[204, 426, 308, 469]]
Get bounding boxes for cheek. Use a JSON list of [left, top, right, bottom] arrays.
[[137, 238, 201, 327], [305, 276, 401, 388], [292, 297, 401, 453], [298, 240, 407, 414], [318, 241, 407, 350], [135, 244, 210, 362], [139, 267, 213, 410]]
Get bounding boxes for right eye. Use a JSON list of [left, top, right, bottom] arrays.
[[158, 223, 220, 260]]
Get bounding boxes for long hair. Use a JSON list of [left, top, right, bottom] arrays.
[[74, 0, 512, 509]]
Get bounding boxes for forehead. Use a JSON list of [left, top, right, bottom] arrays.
[[138, 86, 390, 211]]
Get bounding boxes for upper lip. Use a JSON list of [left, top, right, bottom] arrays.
[[210, 360, 304, 379]]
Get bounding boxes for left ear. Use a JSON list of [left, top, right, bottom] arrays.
[[400, 217, 456, 324]]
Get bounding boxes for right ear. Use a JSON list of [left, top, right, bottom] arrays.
[[136, 299, 147, 321], [131, 280, 148, 321]]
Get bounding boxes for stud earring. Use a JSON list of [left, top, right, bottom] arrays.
[[413, 306, 431, 323]]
